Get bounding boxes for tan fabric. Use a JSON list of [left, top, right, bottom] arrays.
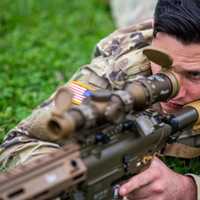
[[164, 143, 200, 159], [187, 174, 200, 200], [0, 134, 60, 171]]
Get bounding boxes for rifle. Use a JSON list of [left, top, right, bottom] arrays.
[[0, 71, 199, 200]]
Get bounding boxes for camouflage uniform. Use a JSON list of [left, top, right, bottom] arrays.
[[1, 20, 200, 198]]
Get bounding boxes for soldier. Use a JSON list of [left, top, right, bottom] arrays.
[[1, 0, 200, 199]]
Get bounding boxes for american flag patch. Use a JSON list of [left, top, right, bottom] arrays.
[[67, 81, 94, 105]]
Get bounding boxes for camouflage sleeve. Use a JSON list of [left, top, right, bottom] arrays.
[[0, 21, 153, 170], [0, 132, 60, 171]]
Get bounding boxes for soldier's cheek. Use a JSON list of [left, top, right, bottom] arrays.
[[150, 62, 162, 74]]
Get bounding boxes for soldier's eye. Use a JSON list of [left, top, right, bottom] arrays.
[[187, 71, 200, 80]]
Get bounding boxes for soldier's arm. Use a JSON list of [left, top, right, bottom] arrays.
[[0, 21, 153, 170]]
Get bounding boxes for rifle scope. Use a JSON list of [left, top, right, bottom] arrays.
[[47, 71, 179, 140]]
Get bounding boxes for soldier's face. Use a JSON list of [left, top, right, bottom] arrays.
[[151, 33, 200, 113]]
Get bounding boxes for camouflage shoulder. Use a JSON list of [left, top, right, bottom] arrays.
[[94, 19, 153, 58], [0, 130, 61, 172]]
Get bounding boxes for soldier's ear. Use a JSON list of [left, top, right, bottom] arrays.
[[53, 87, 73, 116]]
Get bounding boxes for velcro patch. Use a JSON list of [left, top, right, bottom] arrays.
[[67, 81, 94, 105]]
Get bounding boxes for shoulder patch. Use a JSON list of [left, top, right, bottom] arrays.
[[68, 81, 95, 105]]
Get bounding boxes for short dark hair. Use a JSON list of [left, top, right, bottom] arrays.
[[153, 0, 200, 44]]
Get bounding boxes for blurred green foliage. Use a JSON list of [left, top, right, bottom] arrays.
[[0, 0, 114, 140], [162, 157, 200, 175]]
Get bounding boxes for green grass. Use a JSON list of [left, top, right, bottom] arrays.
[[0, 0, 114, 140], [0, 0, 200, 174]]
